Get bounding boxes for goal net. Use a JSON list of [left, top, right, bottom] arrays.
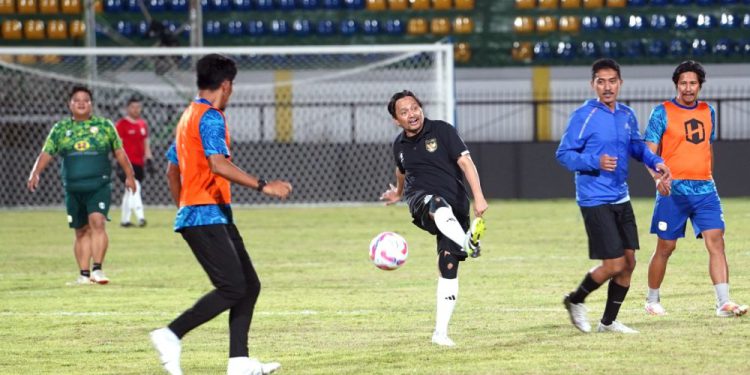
[[0, 44, 454, 208]]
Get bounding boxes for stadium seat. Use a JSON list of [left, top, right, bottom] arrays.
[[246, 20, 265, 35], [556, 41, 576, 59], [538, 0, 557, 8], [601, 40, 620, 57], [407, 18, 427, 34], [433, 0, 451, 10], [696, 0, 715, 4], [650, 0, 668, 5], [560, 0, 581, 7], [62, 0, 81, 12], [691, 38, 709, 55], [168, 0, 187, 10], [743, 13, 750, 28], [344, 0, 364, 8], [511, 41, 532, 62], [388, 0, 406, 10], [627, 0, 647, 5], [669, 39, 687, 55], [366, 0, 385, 10], [41, 54, 61, 64], [714, 38, 734, 55], [603, 15, 622, 30], [278, 0, 295, 10], [226, 20, 243, 35], [739, 39, 750, 55], [647, 39, 666, 57], [430, 17, 450, 34], [696, 14, 714, 28], [211, 0, 231, 10], [454, 0, 472, 9], [411, 0, 429, 10], [559, 16, 580, 32], [455, 42, 471, 63], [536, 16, 557, 33], [650, 14, 668, 30], [453, 16, 473, 34], [94, 0, 103, 12], [24, 19, 45, 39], [606, 0, 625, 6], [323, 0, 340, 8], [126, 0, 141, 11], [0, 0, 13, 13], [623, 39, 642, 57], [292, 19, 311, 35], [47, 19, 67, 39], [384, 19, 403, 34], [255, 0, 273, 9], [316, 19, 334, 34], [205, 20, 222, 36], [2, 19, 22, 39], [299, 0, 317, 9], [672, 0, 692, 4], [627, 15, 646, 31], [720, 13, 737, 28], [136, 19, 149, 36], [581, 15, 601, 31], [362, 19, 379, 34], [40, 0, 58, 13], [514, 0, 534, 9], [340, 19, 356, 35], [18, 0, 37, 13], [115, 20, 133, 36], [533, 41, 552, 59], [674, 14, 695, 30], [17, 55, 37, 64], [579, 40, 598, 57], [720, 0, 739, 4], [513, 16, 534, 33], [104, 0, 122, 12], [270, 19, 288, 35], [148, 0, 166, 11], [70, 19, 85, 37], [583, 0, 603, 8]]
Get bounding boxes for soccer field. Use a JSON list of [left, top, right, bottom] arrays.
[[1, 198, 749, 375]]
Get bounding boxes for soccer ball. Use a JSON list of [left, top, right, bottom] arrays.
[[369, 232, 408, 270]]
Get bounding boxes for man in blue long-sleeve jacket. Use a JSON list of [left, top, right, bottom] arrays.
[[556, 58, 671, 334]]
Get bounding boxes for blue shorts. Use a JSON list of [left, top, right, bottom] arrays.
[[650, 191, 724, 240]]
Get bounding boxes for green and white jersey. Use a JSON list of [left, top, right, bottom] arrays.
[[42, 116, 123, 192]]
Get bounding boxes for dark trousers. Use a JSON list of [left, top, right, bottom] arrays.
[[168, 224, 261, 358]]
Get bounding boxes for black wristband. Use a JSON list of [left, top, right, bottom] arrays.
[[256, 179, 267, 192]]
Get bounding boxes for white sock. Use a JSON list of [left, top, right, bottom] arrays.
[[433, 207, 468, 249], [120, 188, 131, 224], [714, 283, 730, 306], [132, 180, 145, 221], [647, 288, 660, 303], [435, 277, 458, 336]]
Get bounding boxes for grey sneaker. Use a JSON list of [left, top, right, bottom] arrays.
[[563, 294, 591, 333], [597, 321, 639, 334]]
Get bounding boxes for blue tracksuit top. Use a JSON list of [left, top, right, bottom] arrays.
[[556, 99, 664, 207]]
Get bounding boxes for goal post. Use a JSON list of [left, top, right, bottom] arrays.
[[0, 44, 455, 207]]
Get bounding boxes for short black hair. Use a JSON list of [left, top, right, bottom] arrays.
[[196, 54, 237, 90], [387, 90, 423, 119], [69, 85, 92, 101], [672, 60, 706, 88], [127, 96, 141, 105], [591, 58, 621, 81]]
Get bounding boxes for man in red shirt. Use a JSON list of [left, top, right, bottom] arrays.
[[115, 97, 153, 227]]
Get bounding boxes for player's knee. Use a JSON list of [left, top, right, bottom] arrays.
[[219, 279, 249, 301], [438, 250, 459, 279], [428, 196, 450, 215]]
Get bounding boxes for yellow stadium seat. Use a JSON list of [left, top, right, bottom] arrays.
[[582, 0, 603, 8], [18, 0, 37, 13], [513, 16, 534, 33], [388, 0, 408, 10], [536, 16, 557, 32], [606, 0, 625, 7], [2, 19, 22, 39], [538, 0, 558, 8], [17, 55, 37, 64], [94, 0, 102, 12], [0, 55, 13, 63], [454, 42, 471, 63], [25, 19, 45, 39], [47, 19, 67, 39], [515, 0, 534, 9], [407, 18, 427, 34], [62, 0, 81, 13], [430, 17, 450, 34], [511, 41, 533, 62], [453, 16, 473, 34], [0, 0, 15, 14], [410, 0, 429, 9], [70, 19, 85, 38], [366, 0, 386, 10], [432, 0, 451, 10], [454, 0, 472, 9], [39, 0, 57, 13], [559, 16, 580, 32], [560, 0, 581, 7], [42, 54, 61, 64]]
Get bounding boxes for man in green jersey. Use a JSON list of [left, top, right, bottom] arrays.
[[28, 85, 136, 285]]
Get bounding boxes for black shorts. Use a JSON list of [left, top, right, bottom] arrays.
[[408, 192, 469, 261], [580, 201, 639, 260], [118, 165, 144, 182]]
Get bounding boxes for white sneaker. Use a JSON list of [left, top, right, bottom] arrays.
[[67, 275, 93, 286], [227, 357, 281, 375], [716, 301, 749, 317], [563, 294, 591, 333], [90, 270, 109, 285], [597, 321, 639, 334], [645, 301, 667, 316], [431, 331, 456, 347], [150, 328, 182, 375]]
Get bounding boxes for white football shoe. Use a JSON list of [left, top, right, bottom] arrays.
[[645, 301, 667, 316], [431, 331, 456, 347], [597, 321, 639, 334], [563, 294, 591, 333], [67, 275, 93, 286], [150, 328, 182, 375], [90, 269, 109, 284], [716, 301, 749, 317], [227, 357, 281, 375]]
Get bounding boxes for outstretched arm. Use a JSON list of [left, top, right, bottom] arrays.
[[457, 154, 488, 218], [27, 152, 53, 192], [207, 154, 292, 199]]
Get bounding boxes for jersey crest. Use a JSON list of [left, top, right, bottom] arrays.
[[425, 138, 438, 152]]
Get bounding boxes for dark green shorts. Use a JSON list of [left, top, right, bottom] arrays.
[[65, 184, 111, 229]]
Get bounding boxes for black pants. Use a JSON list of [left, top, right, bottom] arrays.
[[168, 224, 261, 358]]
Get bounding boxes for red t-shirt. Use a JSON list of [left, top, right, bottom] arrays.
[[115, 117, 149, 166]]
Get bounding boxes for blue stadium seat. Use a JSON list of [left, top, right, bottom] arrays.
[[627, 15, 646, 31], [672, 0, 693, 5], [162, 20, 178, 33], [270, 19, 288, 35], [278, 0, 295, 10], [147, 0, 166, 11], [650, 14, 669, 30], [300, 0, 317, 9], [116, 20, 133, 36], [720, 13, 737, 28], [210, 0, 231, 10], [169, 0, 187, 11], [227, 20, 243, 35], [200, 0, 209, 10], [604, 15, 623, 31], [674, 14, 695, 30], [691, 38, 709, 55], [581, 16, 601, 31], [137, 20, 150, 37], [385, 19, 403, 34], [650, 0, 669, 5], [255, 0, 273, 9], [743, 13, 750, 28], [317, 19, 335, 34], [579, 41, 598, 58], [714, 38, 734, 55], [105, 0, 123, 12], [344, 0, 364, 8], [669, 39, 687, 55], [292, 19, 311, 35], [323, 0, 340, 9], [647, 39, 666, 57], [205, 20, 222, 36], [696, 0, 716, 4], [363, 19, 379, 34], [696, 14, 714, 28], [623, 39, 643, 57], [125, 0, 140, 12], [340, 19, 357, 35], [555, 42, 575, 59], [246, 20, 265, 35], [739, 39, 750, 54], [627, 0, 647, 5], [232, 0, 252, 10], [533, 42, 551, 60], [601, 40, 620, 57]]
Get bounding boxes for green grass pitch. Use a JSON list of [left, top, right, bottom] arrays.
[[1, 198, 749, 374]]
